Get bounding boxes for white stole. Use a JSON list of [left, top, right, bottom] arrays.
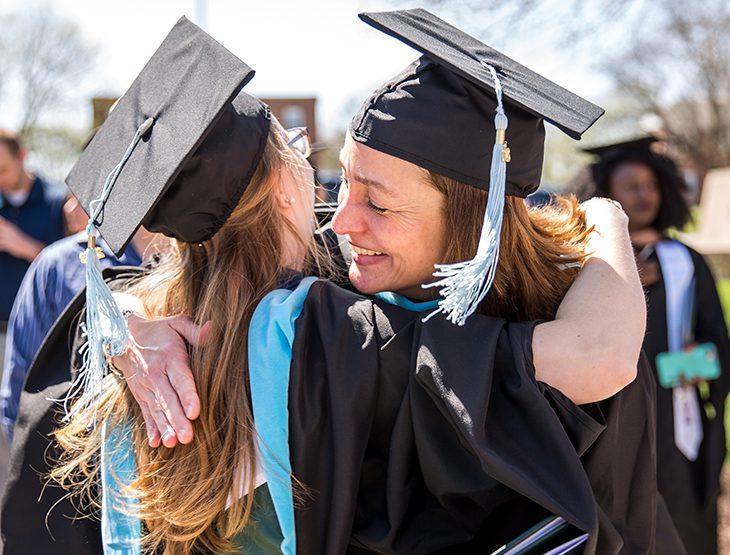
[[655, 240, 702, 461]]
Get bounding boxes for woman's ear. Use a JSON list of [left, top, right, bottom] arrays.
[[276, 183, 294, 211]]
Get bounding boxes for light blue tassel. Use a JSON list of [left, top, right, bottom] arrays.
[[63, 117, 154, 424], [422, 64, 509, 326], [63, 225, 130, 423]]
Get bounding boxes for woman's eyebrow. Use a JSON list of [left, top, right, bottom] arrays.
[[348, 171, 389, 193], [339, 157, 390, 192]]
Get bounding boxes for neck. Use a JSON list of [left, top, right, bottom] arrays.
[[280, 231, 306, 272], [391, 282, 442, 302], [6, 172, 33, 195], [629, 227, 662, 248]]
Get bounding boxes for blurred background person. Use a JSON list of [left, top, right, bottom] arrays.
[[578, 136, 730, 555], [0, 128, 68, 434], [61, 194, 91, 235], [0, 130, 67, 323], [0, 220, 157, 442]]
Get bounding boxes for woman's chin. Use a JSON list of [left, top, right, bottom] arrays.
[[348, 267, 385, 295]]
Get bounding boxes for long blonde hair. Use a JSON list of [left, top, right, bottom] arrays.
[[53, 121, 329, 554], [428, 172, 593, 321]]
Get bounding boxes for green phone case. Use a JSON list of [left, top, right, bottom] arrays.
[[655, 342, 721, 388]]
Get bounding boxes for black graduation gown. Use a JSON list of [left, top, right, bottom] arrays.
[[0, 267, 141, 555], [642, 243, 730, 555], [287, 280, 684, 554], [4, 274, 683, 554]]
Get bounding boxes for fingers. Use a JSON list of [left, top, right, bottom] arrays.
[[167, 315, 211, 348], [150, 365, 195, 444], [167, 359, 200, 421], [127, 367, 187, 447], [114, 313, 211, 448], [127, 385, 162, 448]]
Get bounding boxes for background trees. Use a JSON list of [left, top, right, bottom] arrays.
[[0, 7, 96, 180], [389, 0, 730, 189]]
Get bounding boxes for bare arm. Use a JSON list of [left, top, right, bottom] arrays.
[[0, 217, 45, 262], [532, 198, 646, 404]]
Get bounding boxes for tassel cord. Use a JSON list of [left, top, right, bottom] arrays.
[[422, 63, 509, 326], [61, 117, 154, 424], [90, 117, 155, 226]]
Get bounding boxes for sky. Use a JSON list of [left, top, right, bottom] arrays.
[[0, 0, 614, 139]]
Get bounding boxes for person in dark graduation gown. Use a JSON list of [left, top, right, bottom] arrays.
[[250, 278, 676, 554], [644, 247, 730, 555], [583, 135, 730, 555]]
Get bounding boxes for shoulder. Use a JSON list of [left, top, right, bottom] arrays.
[[13, 234, 86, 311], [255, 279, 420, 351], [304, 278, 367, 307], [20, 234, 86, 296], [254, 279, 369, 326], [32, 233, 86, 271], [306, 280, 421, 330]]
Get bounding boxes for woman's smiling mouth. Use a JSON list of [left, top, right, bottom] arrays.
[[350, 244, 384, 256]]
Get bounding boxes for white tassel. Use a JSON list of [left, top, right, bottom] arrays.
[[422, 64, 509, 326]]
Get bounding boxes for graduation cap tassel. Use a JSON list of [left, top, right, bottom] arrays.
[[63, 118, 154, 423], [422, 64, 508, 326]]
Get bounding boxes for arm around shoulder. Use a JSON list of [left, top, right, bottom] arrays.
[[532, 198, 645, 404]]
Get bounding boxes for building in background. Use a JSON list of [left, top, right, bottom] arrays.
[[262, 97, 339, 202], [261, 97, 317, 145], [92, 98, 118, 130]]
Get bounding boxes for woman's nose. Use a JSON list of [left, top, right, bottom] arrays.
[[332, 192, 365, 236]]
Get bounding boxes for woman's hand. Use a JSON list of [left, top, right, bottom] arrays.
[[111, 314, 212, 448], [580, 196, 629, 237]]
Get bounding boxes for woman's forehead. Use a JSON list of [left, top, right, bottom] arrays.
[[340, 135, 426, 192]]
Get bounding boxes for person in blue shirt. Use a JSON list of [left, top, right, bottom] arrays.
[[0, 229, 153, 441], [0, 129, 68, 322]]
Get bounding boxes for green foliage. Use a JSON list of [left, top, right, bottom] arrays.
[[718, 279, 730, 335]]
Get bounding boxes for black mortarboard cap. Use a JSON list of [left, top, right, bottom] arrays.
[[66, 16, 270, 257], [582, 135, 658, 158], [351, 9, 605, 196]]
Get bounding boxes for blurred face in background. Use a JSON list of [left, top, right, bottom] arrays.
[[608, 161, 661, 232], [0, 143, 28, 195]]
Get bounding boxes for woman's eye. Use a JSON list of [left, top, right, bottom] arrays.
[[339, 177, 351, 195], [367, 199, 388, 214]]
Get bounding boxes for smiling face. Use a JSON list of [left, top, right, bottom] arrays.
[[331, 135, 449, 299], [607, 161, 662, 232]]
